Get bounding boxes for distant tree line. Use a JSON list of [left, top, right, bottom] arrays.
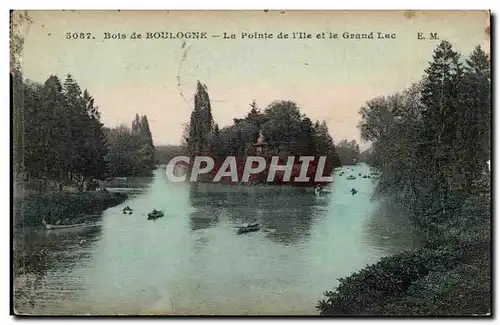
[[12, 72, 156, 184], [184, 81, 341, 168], [155, 145, 185, 164], [104, 114, 156, 177], [336, 139, 361, 165], [359, 147, 377, 166]]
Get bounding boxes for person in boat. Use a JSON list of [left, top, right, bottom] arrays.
[[351, 188, 358, 195]]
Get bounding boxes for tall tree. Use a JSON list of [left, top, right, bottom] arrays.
[[132, 113, 141, 133], [458, 46, 491, 189], [261, 100, 303, 155], [139, 115, 155, 168], [82, 89, 109, 179], [420, 41, 464, 209], [139, 115, 153, 146], [188, 80, 214, 155], [40, 75, 68, 178], [64, 74, 87, 179]]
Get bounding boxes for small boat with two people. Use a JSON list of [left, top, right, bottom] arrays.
[[147, 209, 164, 220], [237, 222, 261, 235], [314, 184, 332, 195], [123, 205, 133, 214], [346, 175, 356, 180]]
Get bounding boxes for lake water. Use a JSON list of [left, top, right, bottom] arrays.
[[13, 163, 421, 315]]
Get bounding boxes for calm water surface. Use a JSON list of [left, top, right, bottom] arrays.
[[14, 163, 421, 315]]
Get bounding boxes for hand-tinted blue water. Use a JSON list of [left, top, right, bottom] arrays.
[[14, 164, 421, 315]]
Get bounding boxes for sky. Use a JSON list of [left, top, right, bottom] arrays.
[[15, 10, 490, 147]]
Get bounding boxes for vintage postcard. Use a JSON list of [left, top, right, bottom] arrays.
[[11, 10, 491, 316]]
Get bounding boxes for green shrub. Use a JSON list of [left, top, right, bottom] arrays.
[[378, 263, 491, 316], [317, 247, 464, 315]]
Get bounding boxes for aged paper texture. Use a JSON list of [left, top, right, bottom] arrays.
[[11, 10, 491, 316]]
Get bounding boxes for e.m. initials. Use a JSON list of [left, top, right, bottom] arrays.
[[417, 32, 439, 40]]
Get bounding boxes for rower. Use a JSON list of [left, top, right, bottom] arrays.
[[351, 188, 358, 195]]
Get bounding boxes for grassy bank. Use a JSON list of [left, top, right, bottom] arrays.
[[13, 190, 128, 228], [317, 244, 490, 316]]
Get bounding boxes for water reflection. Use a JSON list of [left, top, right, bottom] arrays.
[[188, 184, 323, 245], [14, 225, 103, 313], [188, 186, 222, 231], [189, 209, 220, 231], [16, 225, 102, 270], [104, 176, 154, 189], [363, 200, 423, 255], [104, 176, 155, 196], [13, 164, 423, 315]]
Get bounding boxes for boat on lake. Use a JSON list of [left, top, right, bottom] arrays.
[[314, 186, 332, 195], [148, 210, 164, 220], [347, 175, 356, 180], [43, 221, 95, 230], [236, 222, 260, 235], [123, 206, 133, 214]]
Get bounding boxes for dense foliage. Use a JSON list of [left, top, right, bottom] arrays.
[[13, 73, 109, 182], [104, 114, 156, 177], [12, 72, 156, 184], [156, 145, 185, 164], [318, 41, 491, 315], [185, 82, 341, 168]]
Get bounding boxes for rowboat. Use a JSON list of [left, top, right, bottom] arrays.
[[237, 222, 260, 234], [148, 210, 164, 220], [44, 222, 95, 230], [315, 187, 332, 195], [123, 206, 133, 214]]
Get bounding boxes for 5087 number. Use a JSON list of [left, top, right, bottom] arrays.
[[66, 32, 94, 39]]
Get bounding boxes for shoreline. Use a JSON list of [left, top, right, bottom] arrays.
[[13, 189, 128, 229]]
